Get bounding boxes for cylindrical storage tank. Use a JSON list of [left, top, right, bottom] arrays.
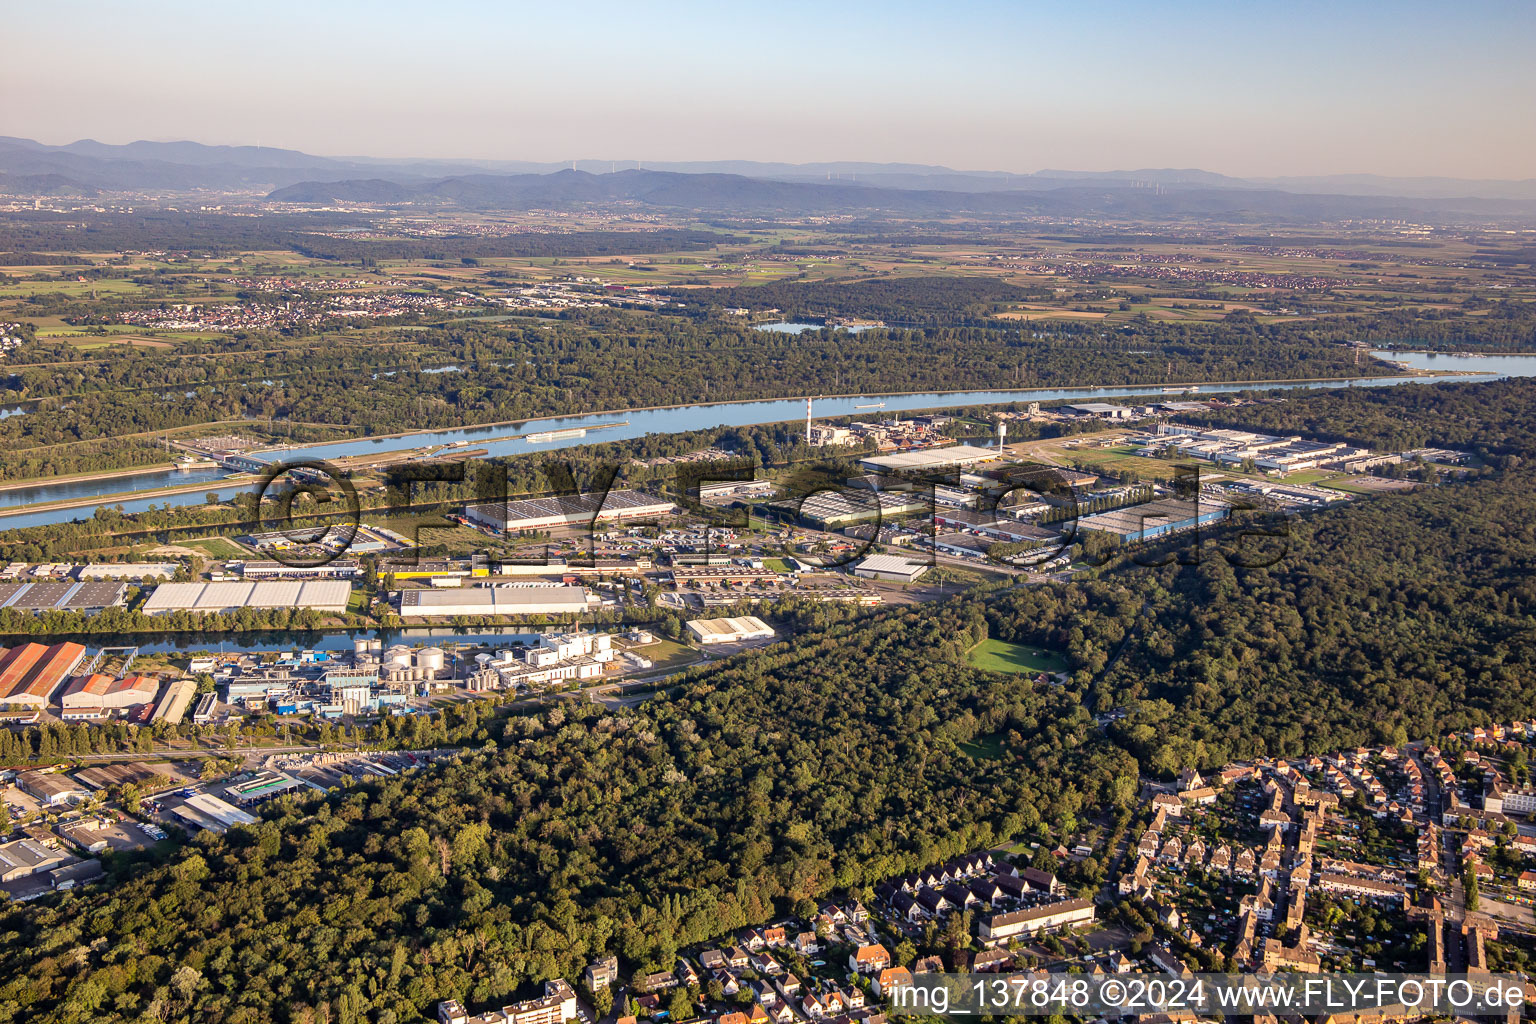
[[416, 647, 446, 673], [384, 646, 412, 671], [353, 637, 370, 655], [368, 639, 383, 653]]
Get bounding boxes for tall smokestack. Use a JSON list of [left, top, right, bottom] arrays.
[[806, 396, 812, 443], [998, 421, 1007, 452]]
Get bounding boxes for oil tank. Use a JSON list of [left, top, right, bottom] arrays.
[[383, 646, 413, 671], [416, 647, 446, 674]]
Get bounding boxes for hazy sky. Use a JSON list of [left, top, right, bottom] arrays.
[[6, 0, 1534, 178]]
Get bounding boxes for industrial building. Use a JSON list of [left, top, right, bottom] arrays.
[[150, 678, 198, 724], [778, 490, 931, 529], [141, 580, 352, 615], [1063, 403, 1134, 420], [686, 616, 776, 645], [1144, 424, 1362, 475], [857, 445, 1003, 474], [17, 770, 88, 807], [76, 563, 179, 581], [698, 478, 777, 501], [74, 763, 168, 791], [0, 642, 88, 708], [928, 532, 994, 558], [1077, 495, 1231, 544], [227, 772, 306, 804], [668, 565, 780, 585], [379, 557, 486, 580], [0, 580, 127, 614], [238, 559, 361, 579], [464, 489, 675, 533], [59, 674, 160, 719], [397, 586, 591, 619], [172, 793, 258, 833], [468, 631, 615, 691], [0, 838, 71, 882], [850, 554, 931, 583]]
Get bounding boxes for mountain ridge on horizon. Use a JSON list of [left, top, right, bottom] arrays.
[[3, 136, 1536, 221]]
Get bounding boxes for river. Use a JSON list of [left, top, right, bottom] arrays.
[[4, 349, 1533, 531]]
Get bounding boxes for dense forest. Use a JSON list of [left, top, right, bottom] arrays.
[[661, 276, 1047, 324], [0, 596, 1138, 1024], [0, 311, 1387, 479], [0, 212, 739, 261]]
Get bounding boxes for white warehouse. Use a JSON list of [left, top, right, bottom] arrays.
[[397, 586, 591, 620], [141, 580, 352, 615], [686, 615, 776, 645]]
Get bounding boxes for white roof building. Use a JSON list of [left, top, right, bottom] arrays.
[[687, 615, 776, 645], [398, 586, 590, 619], [858, 445, 1002, 474], [141, 580, 351, 615], [850, 554, 930, 583]]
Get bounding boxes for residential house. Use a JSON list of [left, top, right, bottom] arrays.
[[850, 943, 892, 974], [971, 948, 1013, 973], [585, 956, 619, 991], [872, 967, 913, 999]]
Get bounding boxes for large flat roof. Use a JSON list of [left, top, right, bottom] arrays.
[[465, 489, 674, 526], [1078, 496, 1231, 538], [853, 554, 929, 577], [176, 793, 258, 832], [0, 581, 126, 612], [142, 580, 351, 613], [398, 586, 590, 617], [686, 615, 775, 639], [858, 445, 1003, 473]]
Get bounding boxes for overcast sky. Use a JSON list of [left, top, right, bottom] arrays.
[[6, 0, 1533, 179]]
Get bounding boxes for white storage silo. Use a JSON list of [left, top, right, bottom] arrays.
[[416, 647, 446, 674]]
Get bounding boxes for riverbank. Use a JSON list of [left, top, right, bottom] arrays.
[[1, 350, 1524, 531], [0, 460, 222, 494], [0, 472, 261, 517]]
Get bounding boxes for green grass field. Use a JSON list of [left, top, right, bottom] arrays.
[[958, 733, 1007, 760], [966, 637, 1068, 675], [1318, 479, 1377, 495], [640, 638, 703, 672], [184, 536, 249, 559]]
